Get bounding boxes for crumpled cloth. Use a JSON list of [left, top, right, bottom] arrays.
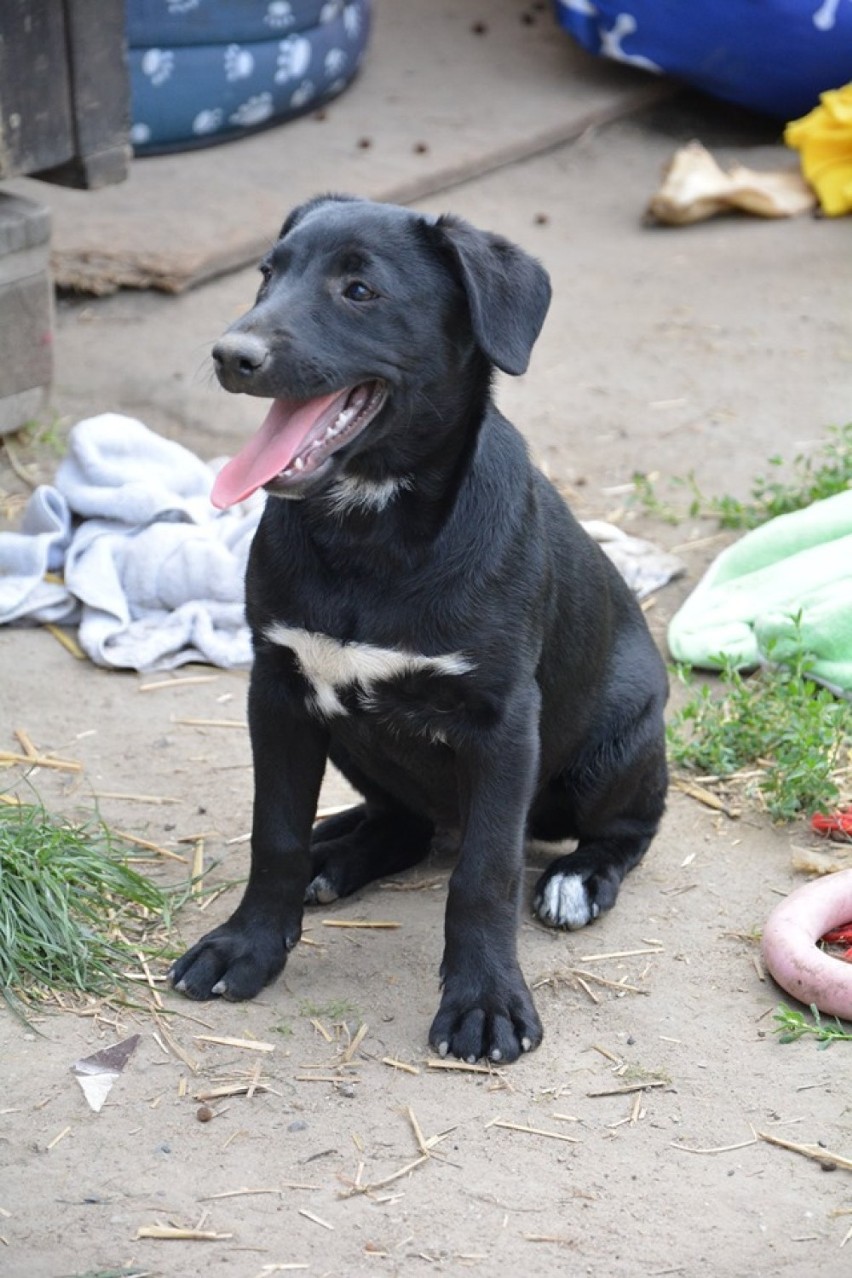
[[581, 520, 683, 599], [0, 414, 262, 671], [0, 414, 683, 672], [668, 490, 852, 694]]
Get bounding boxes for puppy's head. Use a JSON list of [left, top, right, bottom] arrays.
[[210, 196, 551, 508]]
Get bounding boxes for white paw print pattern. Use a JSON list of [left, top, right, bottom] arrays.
[[166, 0, 200, 12], [264, 0, 295, 27], [230, 93, 274, 127], [130, 122, 152, 145], [290, 80, 316, 109], [320, 1, 344, 23], [325, 47, 346, 77], [813, 0, 840, 29], [275, 35, 312, 83], [343, 3, 363, 38], [224, 43, 255, 81], [141, 48, 175, 87], [192, 108, 224, 135]]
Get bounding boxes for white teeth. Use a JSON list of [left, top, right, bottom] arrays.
[[293, 456, 305, 471]]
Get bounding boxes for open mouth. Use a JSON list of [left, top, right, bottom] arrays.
[[211, 380, 387, 509]]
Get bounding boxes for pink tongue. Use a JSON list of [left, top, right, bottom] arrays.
[[211, 390, 348, 508]]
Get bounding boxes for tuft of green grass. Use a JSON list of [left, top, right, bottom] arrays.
[[299, 997, 361, 1023], [668, 634, 852, 821], [0, 800, 172, 1001], [633, 422, 852, 530], [773, 1003, 852, 1047]]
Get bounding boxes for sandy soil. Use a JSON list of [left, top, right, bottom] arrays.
[[2, 94, 852, 1278]]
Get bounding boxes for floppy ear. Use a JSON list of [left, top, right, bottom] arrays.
[[278, 192, 361, 240], [433, 215, 552, 375]]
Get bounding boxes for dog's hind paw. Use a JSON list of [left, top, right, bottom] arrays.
[[533, 857, 621, 931], [303, 872, 339, 905], [533, 871, 599, 929]]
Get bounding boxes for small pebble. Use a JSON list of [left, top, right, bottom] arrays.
[[357, 136, 372, 149], [288, 1119, 308, 1133], [471, 22, 488, 35], [196, 1105, 214, 1123]]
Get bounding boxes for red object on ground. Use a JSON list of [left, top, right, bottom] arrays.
[[811, 808, 852, 958], [811, 807, 852, 838]]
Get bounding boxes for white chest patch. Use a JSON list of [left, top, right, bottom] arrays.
[[325, 473, 412, 516], [263, 622, 474, 717]]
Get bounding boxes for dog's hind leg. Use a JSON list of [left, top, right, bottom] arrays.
[[531, 730, 667, 932], [305, 757, 433, 904]]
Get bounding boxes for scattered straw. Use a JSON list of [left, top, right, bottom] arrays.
[[136, 951, 163, 1010], [579, 947, 663, 963], [322, 919, 400, 930], [756, 1129, 852, 1172], [298, 1209, 334, 1231], [139, 675, 219, 692], [201, 1188, 280, 1201], [43, 624, 85, 659], [91, 790, 180, 805], [136, 1225, 233, 1241], [190, 839, 206, 896], [195, 1082, 273, 1101], [155, 1018, 199, 1074], [340, 1154, 429, 1198], [338, 1023, 368, 1066], [570, 969, 648, 995], [383, 1057, 420, 1075], [672, 779, 739, 818], [194, 1035, 275, 1053], [524, 1234, 576, 1246], [587, 1081, 668, 1098], [0, 749, 81, 772], [173, 717, 247, 729], [407, 1107, 429, 1156], [113, 829, 187, 862], [426, 1058, 496, 1075], [575, 975, 600, 1004], [46, 1126, 71, 1150], [671, 1139, 758, 1155], [486, 1118, 580, 1145], [590, 1044, 621, 1063]]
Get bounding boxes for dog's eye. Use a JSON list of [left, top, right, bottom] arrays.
[[258, 262, 273, 287], [343, 280, 377, 302]]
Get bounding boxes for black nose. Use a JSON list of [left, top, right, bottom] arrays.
[[211, 332, 270, 381]]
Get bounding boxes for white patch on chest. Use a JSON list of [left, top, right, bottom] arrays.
[[325, 473, 412, 516], [263, 623, 474, 717]]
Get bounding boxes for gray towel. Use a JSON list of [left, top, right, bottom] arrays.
[[0, 414, 262, 671]]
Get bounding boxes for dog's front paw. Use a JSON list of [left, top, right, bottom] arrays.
[[533, 856, 621, 930], [429, 971, 543, 1064], [169, 916, 293, 1001]]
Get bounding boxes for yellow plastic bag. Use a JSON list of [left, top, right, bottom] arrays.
[[785, 84, 852, 217]]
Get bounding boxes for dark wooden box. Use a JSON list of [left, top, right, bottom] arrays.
[[0, 0, 130, 188]]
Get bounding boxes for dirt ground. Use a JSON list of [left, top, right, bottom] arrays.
[[2, 10, 852, 1277]]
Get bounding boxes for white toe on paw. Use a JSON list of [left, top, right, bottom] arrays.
[[537, 872, 594, 930], [307, 874, 338, 905], [211, 979, 227, 995]]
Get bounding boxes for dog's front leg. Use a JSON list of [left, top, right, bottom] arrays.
[[170, 650, 328, 1001], [430, 685, 544, 1063]]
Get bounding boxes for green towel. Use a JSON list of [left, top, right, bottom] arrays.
[[668, 489, 852, 693]]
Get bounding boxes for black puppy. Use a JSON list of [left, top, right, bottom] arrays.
[[170, 195, 668, 1064]]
